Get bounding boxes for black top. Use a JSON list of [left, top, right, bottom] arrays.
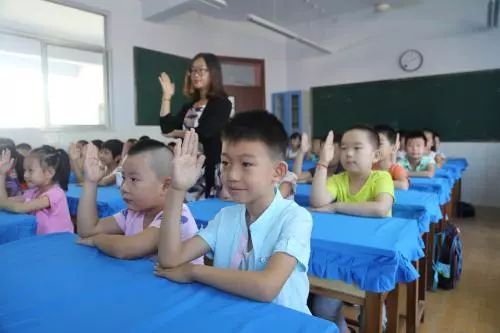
[[160, 96, 232, 195]]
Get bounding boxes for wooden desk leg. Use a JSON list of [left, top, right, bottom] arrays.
[[427, 224, 436, 291], [419, 232, 428, 302], [406, 261, 419, 333], [364, 292, 384, 333], [386, 285, 400, 333]]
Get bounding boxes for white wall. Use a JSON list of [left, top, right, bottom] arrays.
[[0, 0, 288, 148], [286, 11, 500, 208]]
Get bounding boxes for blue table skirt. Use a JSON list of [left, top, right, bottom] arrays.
[[66, 184, 126, 218], [287, 159, 316, 172], [188, 200, 423, 293], [409, 177, 452, 205], [0, 233, 337, 333], [0, 211, 37, 244], [393, 189, 443, 233]]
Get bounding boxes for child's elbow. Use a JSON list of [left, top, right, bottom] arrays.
[[157, 255, 180, 269], [374, 206, 390, 217], [254, 283, 281, 303]]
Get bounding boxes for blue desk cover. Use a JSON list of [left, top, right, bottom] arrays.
[[0, 233, 338, 333], [0, 211, 36, 244], [68, 171, 78, 184], [295, 183, 312, 207], [393, 190, 442, 233], [188, 200, 423, 293], [66, 184, 126, 218], [409, 177, 452, 205], [287, 159, 316, 172]]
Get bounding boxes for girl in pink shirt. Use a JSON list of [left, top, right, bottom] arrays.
[[0, 146, 73, 235]]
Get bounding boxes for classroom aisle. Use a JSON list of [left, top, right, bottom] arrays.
[[419, 207, 500, 333]]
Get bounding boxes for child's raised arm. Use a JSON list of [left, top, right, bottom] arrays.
[[77, 143, 122, 237], [293, 133, 314, 183], [311, 131, 336, 207], [158, 129, 210, 268], [0, 149, 50, 213]]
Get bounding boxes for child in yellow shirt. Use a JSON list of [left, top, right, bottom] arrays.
[[311, 125, 394, 217]]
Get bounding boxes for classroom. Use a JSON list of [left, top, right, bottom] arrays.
[[0, 0, 499, 332]]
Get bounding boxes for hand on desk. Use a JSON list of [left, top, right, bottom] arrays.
[[154, 262, 194, 284], [77, 236, 96, 247]]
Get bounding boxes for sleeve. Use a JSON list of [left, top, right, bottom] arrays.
[[374, 171, 395, 199], [43, 187, 65, 210], [112, 209, 128, 232], [159, 103, 190, 134], [426, 156, 436, 166], [195, 97, 232, 140], [273, 207, 312, 272], [281, 172, 298, 194], [392, 164, 408, 181], [325, 174, 340, 201], [197, 209, 224, 256], [179, 204, 200, 241]]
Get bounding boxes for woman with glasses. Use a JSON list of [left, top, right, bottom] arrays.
[[159, 53, 232, 199]]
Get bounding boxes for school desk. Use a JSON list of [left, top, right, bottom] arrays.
[[0, 210, 36, 244], [66, 184, 126, 218], [188, 199, 424, 333], [0, 233, 338, 333]]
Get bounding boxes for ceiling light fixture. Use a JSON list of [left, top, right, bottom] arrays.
[[246, 14, 331, 54], [198, 0, 227, 10]]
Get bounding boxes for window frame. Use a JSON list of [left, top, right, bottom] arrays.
[[0, 0, 111, 131]]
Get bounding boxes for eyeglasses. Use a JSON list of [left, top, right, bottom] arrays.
[[189, 67, 209, 76]]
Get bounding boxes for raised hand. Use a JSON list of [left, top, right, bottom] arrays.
[[319, 131, 335, 165], [391, 133, 400, 163], [300, 133, 311, 155], [170, 129, 206, 191], [69, 143, 81, 161], [158, 72, 175, 99], [0, 149, 14, 176], [83, 143, 107, 183]]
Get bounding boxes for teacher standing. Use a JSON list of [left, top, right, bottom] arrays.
[[159, 53, 232, 198]]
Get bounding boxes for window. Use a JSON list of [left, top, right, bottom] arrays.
[[0, 0, 107, 129]]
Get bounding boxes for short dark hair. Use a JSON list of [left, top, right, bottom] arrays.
[[102, 139, 123, 159], [290, 132, 301, 141], [127, 139, 173, 178], [405, 131, 427, 146], [374, 125, 397, 145], [91, 139, 103, 149], [184, 53, 227, 100], [343, 124, 380, 149], [0, 138, 15, 146], [139, 135, 150, 141], [16, 143, 32, 151], [127, 138, 138, 145], [221, 110, 288, 160]]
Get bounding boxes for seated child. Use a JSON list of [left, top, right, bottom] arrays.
[[433, 131, 446, 167], [76, 140, 202, 261], [15, 143, 32, 157], [155, 111, 312, 315], [309, 125, 394, 332], [423, 129, 437, 161], [293, 133, 343, 183], [286, 132, 302, 159], [310, 125, 394, 217], [0, 144, 25, 196], [396, 131, 407, 162], [374, 125, 409, 190], [91, 139, 103, 150], [115, 138, 139, 188], [98, 139, 124, 186], [399, 131, 436, 178], [69, 140, 90, 183], [310, 137, 322, 162], [0, 145, 74, 234]]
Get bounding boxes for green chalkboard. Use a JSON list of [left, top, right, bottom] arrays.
[[134, 47, 190, 125], [312, 69, 500, 141]]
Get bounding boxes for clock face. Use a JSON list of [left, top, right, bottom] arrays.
[[399, 49, 423, 72]]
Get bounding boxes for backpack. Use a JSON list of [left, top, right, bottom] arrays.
[[433, 223, 463, 290]]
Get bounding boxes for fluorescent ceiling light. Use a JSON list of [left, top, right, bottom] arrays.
[[198, 0, 227, 10], [247, 14, 331, 54]]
